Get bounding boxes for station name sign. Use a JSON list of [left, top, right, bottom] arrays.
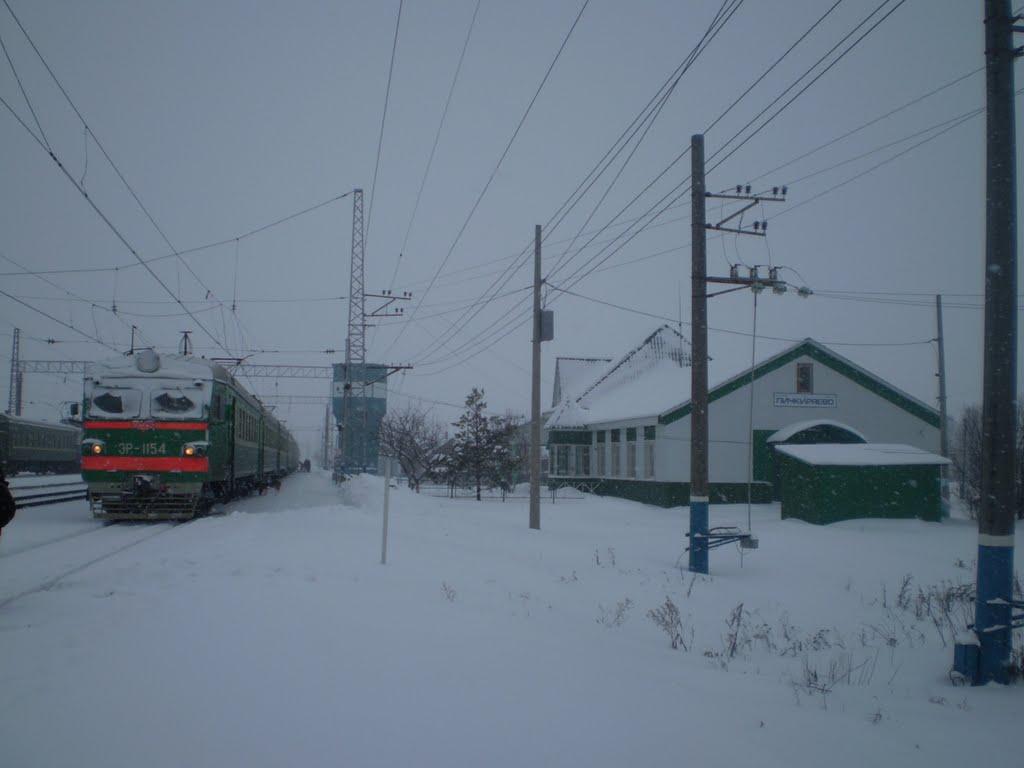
[[773, 393, 838, 408]]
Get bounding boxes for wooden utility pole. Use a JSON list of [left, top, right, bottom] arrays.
[[530, 224, 542, 531], [689, 135, 709, 574], [935, 295, 950, 503]]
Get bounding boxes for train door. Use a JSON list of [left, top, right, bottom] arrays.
[[227, 398, 236, 491]]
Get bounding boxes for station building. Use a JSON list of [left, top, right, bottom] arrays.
[[545, 324, 943, 513]]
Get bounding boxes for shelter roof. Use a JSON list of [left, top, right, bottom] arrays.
[[767, 419, 868, 443], [775, 443, 950, 467]]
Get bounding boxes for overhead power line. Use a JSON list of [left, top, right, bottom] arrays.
[[407, 0, 744, 367], [547, 285, 935, 348], [384, 0, 591, 358], [366, 0, 404, 246], [413, 0, 909, 372]]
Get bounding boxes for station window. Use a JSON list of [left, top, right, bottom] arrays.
[[796, 363, 814, 394], [610, 429, 621, 477], [626, 428, 637, 479], [643, 425, 656, 479]]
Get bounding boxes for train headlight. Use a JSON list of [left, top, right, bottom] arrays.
[[182, 441, 209, 458], [83, 439, 105, 455]]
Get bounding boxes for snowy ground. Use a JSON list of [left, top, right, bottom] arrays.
[[0, 472, 1020, 767]]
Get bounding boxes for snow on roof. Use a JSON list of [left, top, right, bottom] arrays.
[[546, 325, 690, 428], [775, 443, 951, 467], [767, 419, 867, 444], [552, 357, 611, 408], [91, 353, 234, 384]]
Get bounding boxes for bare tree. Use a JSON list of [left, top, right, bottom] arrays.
[[377, 404, 444, 491], [951, 402, 1024, 520]]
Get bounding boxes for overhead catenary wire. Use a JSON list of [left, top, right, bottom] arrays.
[[0, 90, 234, 356], [0, 191, 353, 280]]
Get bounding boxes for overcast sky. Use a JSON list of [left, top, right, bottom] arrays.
[[1, 0, 1020, 456]]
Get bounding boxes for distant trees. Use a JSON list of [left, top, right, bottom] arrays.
[[377, 404, 444, 491], [429, 388, 524, 500], [950, 402, 1024, 519]]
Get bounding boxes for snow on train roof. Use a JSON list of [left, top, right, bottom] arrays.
[[90, 352, 234, 382], [0, 413, 80, 432], [775, 443, 950, 467]]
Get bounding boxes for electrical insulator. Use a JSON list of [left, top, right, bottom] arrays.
[[735, 185, 742, 194], [781, 186, 788, 196], [772, 186, 779, 196], [745, 185, 751, 194], [730, 264, 739, 279], [753, 221, 760, 231], [762, 221, 768, 232]]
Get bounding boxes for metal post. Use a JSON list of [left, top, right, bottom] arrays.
[[381, 457, 391, 564], [689, 135, 709, 574], [975, 0, 1017, 685], [529, 224, 542, 531], [7, 328, 21, 416], [936, 294, 950, 503]]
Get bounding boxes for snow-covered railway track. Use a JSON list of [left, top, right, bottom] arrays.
[[1, 520, 114, 559], [0, 520, 191, 610]]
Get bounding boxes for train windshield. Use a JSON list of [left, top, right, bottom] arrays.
[[151, 386, 204, 419], [89, 387, 142, 418]]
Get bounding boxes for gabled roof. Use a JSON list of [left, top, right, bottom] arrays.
[[546, 325, 691, 429], [659, 338, 940, 429], [552, 357, 611, 408]]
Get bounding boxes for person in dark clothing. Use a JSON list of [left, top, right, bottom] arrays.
[[0, 466, 16, 537]]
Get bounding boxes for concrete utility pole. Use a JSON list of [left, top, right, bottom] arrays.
[[7, 328, 22, 416], [689, 137, 788, 574], [689, 135, 709, 574], [530, 224, 543, 531], [935, 294, 950, 503], [967, 0, 1019, 686]]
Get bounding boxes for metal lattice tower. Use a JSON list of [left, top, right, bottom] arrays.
[[7, 328, 22, 416], [341, 189, 366, 468], [346, 189, 366, 369]]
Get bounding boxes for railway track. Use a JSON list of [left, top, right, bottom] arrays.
[[0, 517, 193, 610], [11, 480, 88, 509]]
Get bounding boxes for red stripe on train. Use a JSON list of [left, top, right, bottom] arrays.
[[84, 421, 207, 431], [81, 456, 210, 472]]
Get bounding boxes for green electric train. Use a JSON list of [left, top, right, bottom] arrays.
[[81, 349, 300, 520]]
